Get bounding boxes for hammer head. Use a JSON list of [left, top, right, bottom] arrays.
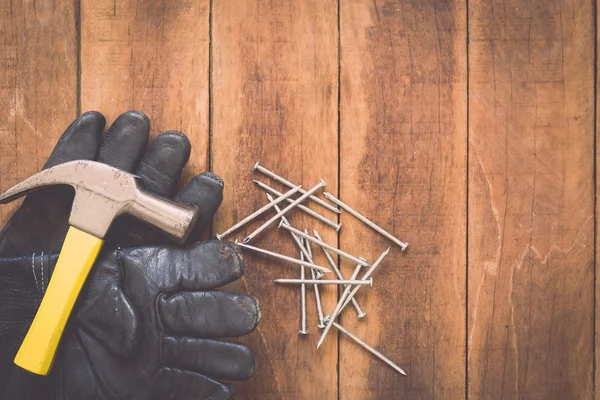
[[0, 160, 199, 241]]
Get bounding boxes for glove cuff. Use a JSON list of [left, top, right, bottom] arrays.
[[0, 253, 57, 295], [0, 254, 57, 397]]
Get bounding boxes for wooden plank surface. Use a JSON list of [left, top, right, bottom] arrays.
[[597, 3, 600, 398], [81, 0, 210, 177], [468, 1, 595, 398], [0, 0, 77, 225], [339, 1, 467, 398], [1, 1, 599, 398], [211, 0, 339, 398]]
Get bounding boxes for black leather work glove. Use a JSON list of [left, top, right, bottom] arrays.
[[0, 111, 259, 400]]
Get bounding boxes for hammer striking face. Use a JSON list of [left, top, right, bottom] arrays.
[[0, 160, 199, 375]]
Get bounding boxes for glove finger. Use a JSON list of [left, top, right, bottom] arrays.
[[76, 288, 138, 356], [106, 131, 192, 247], [162, 336, 255, 381], [176, 172, 224, 241], [154, 367, 234, 400], [43, 111, 105, 168], [158, 291, 259, 338], [124, 240, 243, 292], [135, 130, 191, 195], [60, 332, 105, 399], [96, 110, 150, 172]]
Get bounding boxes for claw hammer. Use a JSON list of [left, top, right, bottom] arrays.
[[0, 160, 199, 375]]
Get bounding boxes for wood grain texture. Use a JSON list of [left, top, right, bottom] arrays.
[[2, 1, 599, 398], [211, 0, 339, 398], [597, 3, 600, 398], [81, 0, 210, 177], [0, 0, 77, 225], [339, 1, 467, 398], [469, 1, 595, 399]]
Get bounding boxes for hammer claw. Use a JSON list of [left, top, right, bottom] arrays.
[[0, 162, 77, 204]]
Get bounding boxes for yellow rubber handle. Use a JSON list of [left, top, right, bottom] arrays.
[[14, 226, 104, 375]]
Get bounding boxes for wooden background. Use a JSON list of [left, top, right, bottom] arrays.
[[0, 0, 595, 398]]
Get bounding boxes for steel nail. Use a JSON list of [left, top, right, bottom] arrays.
[[268, 199, 329, 329], [256, 180, 341, 231], [267, 194, 318, 267], [333, 322, 406, 375], [305, 236, 326, 328], [316, 264, 362, 349], [243, 180, 326, 243], [299, 246, 308, 335], [305, 232, 313, 259], [313, 229, 366, 319], [279, 223, 369, 267], [323, 192, 408, 251], [317, 249, 389, 349], [235, 241, 331, 274], [216, 185, 302, 240], [339, 251, 389, 311], [253, 162, 340, 214], [267, 194, 308, 249]]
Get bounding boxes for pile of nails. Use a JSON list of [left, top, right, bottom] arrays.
[[217, 162, 408, 376]]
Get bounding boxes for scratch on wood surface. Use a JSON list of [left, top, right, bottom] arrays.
[[16, 114, 39, 138], [469, 142, 502, 275], [509, 256, 518, 398], [513, 215, 592, 269], [470, 186, 592, 396], [468, 133, 593, 393]]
